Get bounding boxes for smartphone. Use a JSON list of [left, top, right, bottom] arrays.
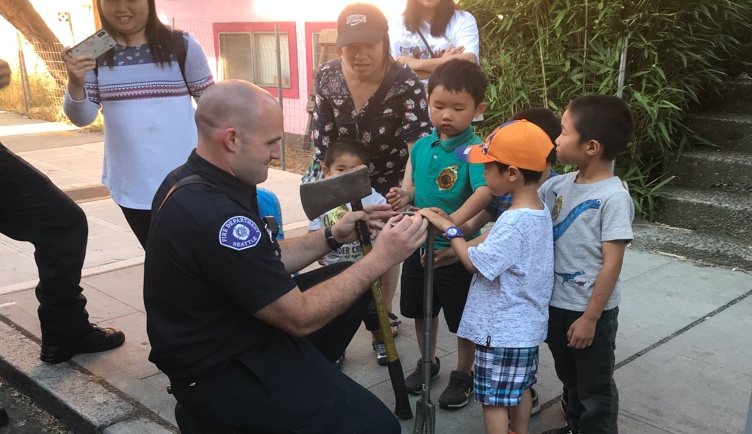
[[67, 29, 117, 59]]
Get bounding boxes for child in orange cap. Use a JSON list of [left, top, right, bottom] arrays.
[[419, 120, 555, 434]]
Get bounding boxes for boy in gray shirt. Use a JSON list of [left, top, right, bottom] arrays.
[[539, 95, 635, 434]]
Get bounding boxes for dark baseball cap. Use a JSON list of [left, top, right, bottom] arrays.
[[336, 3, 389, 49]]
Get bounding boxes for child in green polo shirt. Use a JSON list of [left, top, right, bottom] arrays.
[[386, 58, 493, 409]]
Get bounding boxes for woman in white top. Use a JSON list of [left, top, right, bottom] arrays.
[[388, 0, 480, 80], [61, 0, 214, 248]]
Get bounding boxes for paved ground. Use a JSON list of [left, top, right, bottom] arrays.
[[0, 111, 751, 433], [0, 377, 74, 433]]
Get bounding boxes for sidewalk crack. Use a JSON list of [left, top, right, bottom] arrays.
[[616, 288, 752, 370]]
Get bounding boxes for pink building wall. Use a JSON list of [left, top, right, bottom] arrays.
[[155, 0, 405, 136], [156, 0, 340, 136]]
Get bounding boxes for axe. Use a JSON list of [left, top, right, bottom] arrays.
[[300, 166, 413, 420]]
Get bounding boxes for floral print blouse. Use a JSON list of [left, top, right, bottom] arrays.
[[312, 59, 432, 195]]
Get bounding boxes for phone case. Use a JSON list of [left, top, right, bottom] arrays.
[[67, 29, 117, 60]]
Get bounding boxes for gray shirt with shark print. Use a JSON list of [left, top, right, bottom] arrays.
[[538, 172, 634, 311]]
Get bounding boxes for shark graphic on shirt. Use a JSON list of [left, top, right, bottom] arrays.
[[554, 271, 585, 284], [552, 197, 602, 241]]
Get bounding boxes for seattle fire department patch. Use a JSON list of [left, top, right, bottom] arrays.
[[218, 216, 261, 251]]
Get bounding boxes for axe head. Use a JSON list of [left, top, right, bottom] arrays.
[[300, 165, 372, 220]]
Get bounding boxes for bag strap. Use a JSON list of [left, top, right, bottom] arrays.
[[157, 174, 211, 214], [94, 29, 191, 97], [357, 62, 401, 140], [171, 29, 192, 97], [155, 174, 281, 240], [415, 28, 437, 58]]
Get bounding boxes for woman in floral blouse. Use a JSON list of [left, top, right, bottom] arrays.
[[305, 3, 431, 365], [307, 3, 432, 196]]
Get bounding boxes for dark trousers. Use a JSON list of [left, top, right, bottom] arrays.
[[547, 306, 620, 434], [119, 206, 151, 249], [293, 262, 372, 362], [171, 262, 400, 434], [0, 143, 91, 345]]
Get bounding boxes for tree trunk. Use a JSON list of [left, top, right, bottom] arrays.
[[0, 0, 67, 88]]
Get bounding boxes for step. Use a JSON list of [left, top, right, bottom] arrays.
[[704, 77, 752, 115], [665, 149, 752, 193], [631, 220, 752, 271], [688, 113, 752, 153], [655, 186, 752, 242]]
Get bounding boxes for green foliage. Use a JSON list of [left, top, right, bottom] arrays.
[[616, 158, 675, 221], [463, 0, 750, 156], [460, 0, 751, 220]]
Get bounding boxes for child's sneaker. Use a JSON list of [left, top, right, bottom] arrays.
[[372, 342, 387, 366], [438, 370, 473, 409], [405, 357, 440, 394], [531, 387, 541, 415]]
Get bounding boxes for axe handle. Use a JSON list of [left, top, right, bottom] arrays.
[[351, 200, 413, 420]]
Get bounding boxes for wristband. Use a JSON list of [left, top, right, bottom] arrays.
[[324, 226, 342, 250]]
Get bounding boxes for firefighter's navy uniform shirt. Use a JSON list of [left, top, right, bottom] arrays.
[[144, 150, 310, 383], [144, 151, 403, 434]]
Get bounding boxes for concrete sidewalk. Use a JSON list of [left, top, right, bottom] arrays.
[[0, 111, 750, 433]]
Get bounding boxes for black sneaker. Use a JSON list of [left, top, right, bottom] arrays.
[[40, 324, 125, 364], [405, 357, 440, 394], [541, 426, 579, 434], [438, 370, 473, 409], [531, 387, 541, 415]]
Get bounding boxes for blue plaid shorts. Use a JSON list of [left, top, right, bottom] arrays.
[[474, 345, 538, 406]]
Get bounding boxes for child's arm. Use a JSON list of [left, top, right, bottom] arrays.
[[567, 240, 627, 349], [387, 151, 415, 211], [417, 208, 478, 273], [458, 208, 493, 235], [448, 185, 493, 226]]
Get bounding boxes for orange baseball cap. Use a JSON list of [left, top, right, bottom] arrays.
[[455, 120, 554, 171]]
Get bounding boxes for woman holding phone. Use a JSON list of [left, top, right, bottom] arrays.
[[61, 0, 214, 248]]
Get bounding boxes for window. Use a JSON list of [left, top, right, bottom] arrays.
[[304, 22, 336, 96], [214, 22, 298, 98]]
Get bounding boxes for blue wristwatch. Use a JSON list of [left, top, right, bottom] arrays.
[[443, 226, 464, 240]]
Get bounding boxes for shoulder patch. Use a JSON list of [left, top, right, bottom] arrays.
[[218, 216, 262, 251]]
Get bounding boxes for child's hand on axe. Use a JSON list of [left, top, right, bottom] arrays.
[[416, 208, 453, 233]]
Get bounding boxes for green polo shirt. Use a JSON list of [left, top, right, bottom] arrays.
[[411, 126, 487, 248]]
